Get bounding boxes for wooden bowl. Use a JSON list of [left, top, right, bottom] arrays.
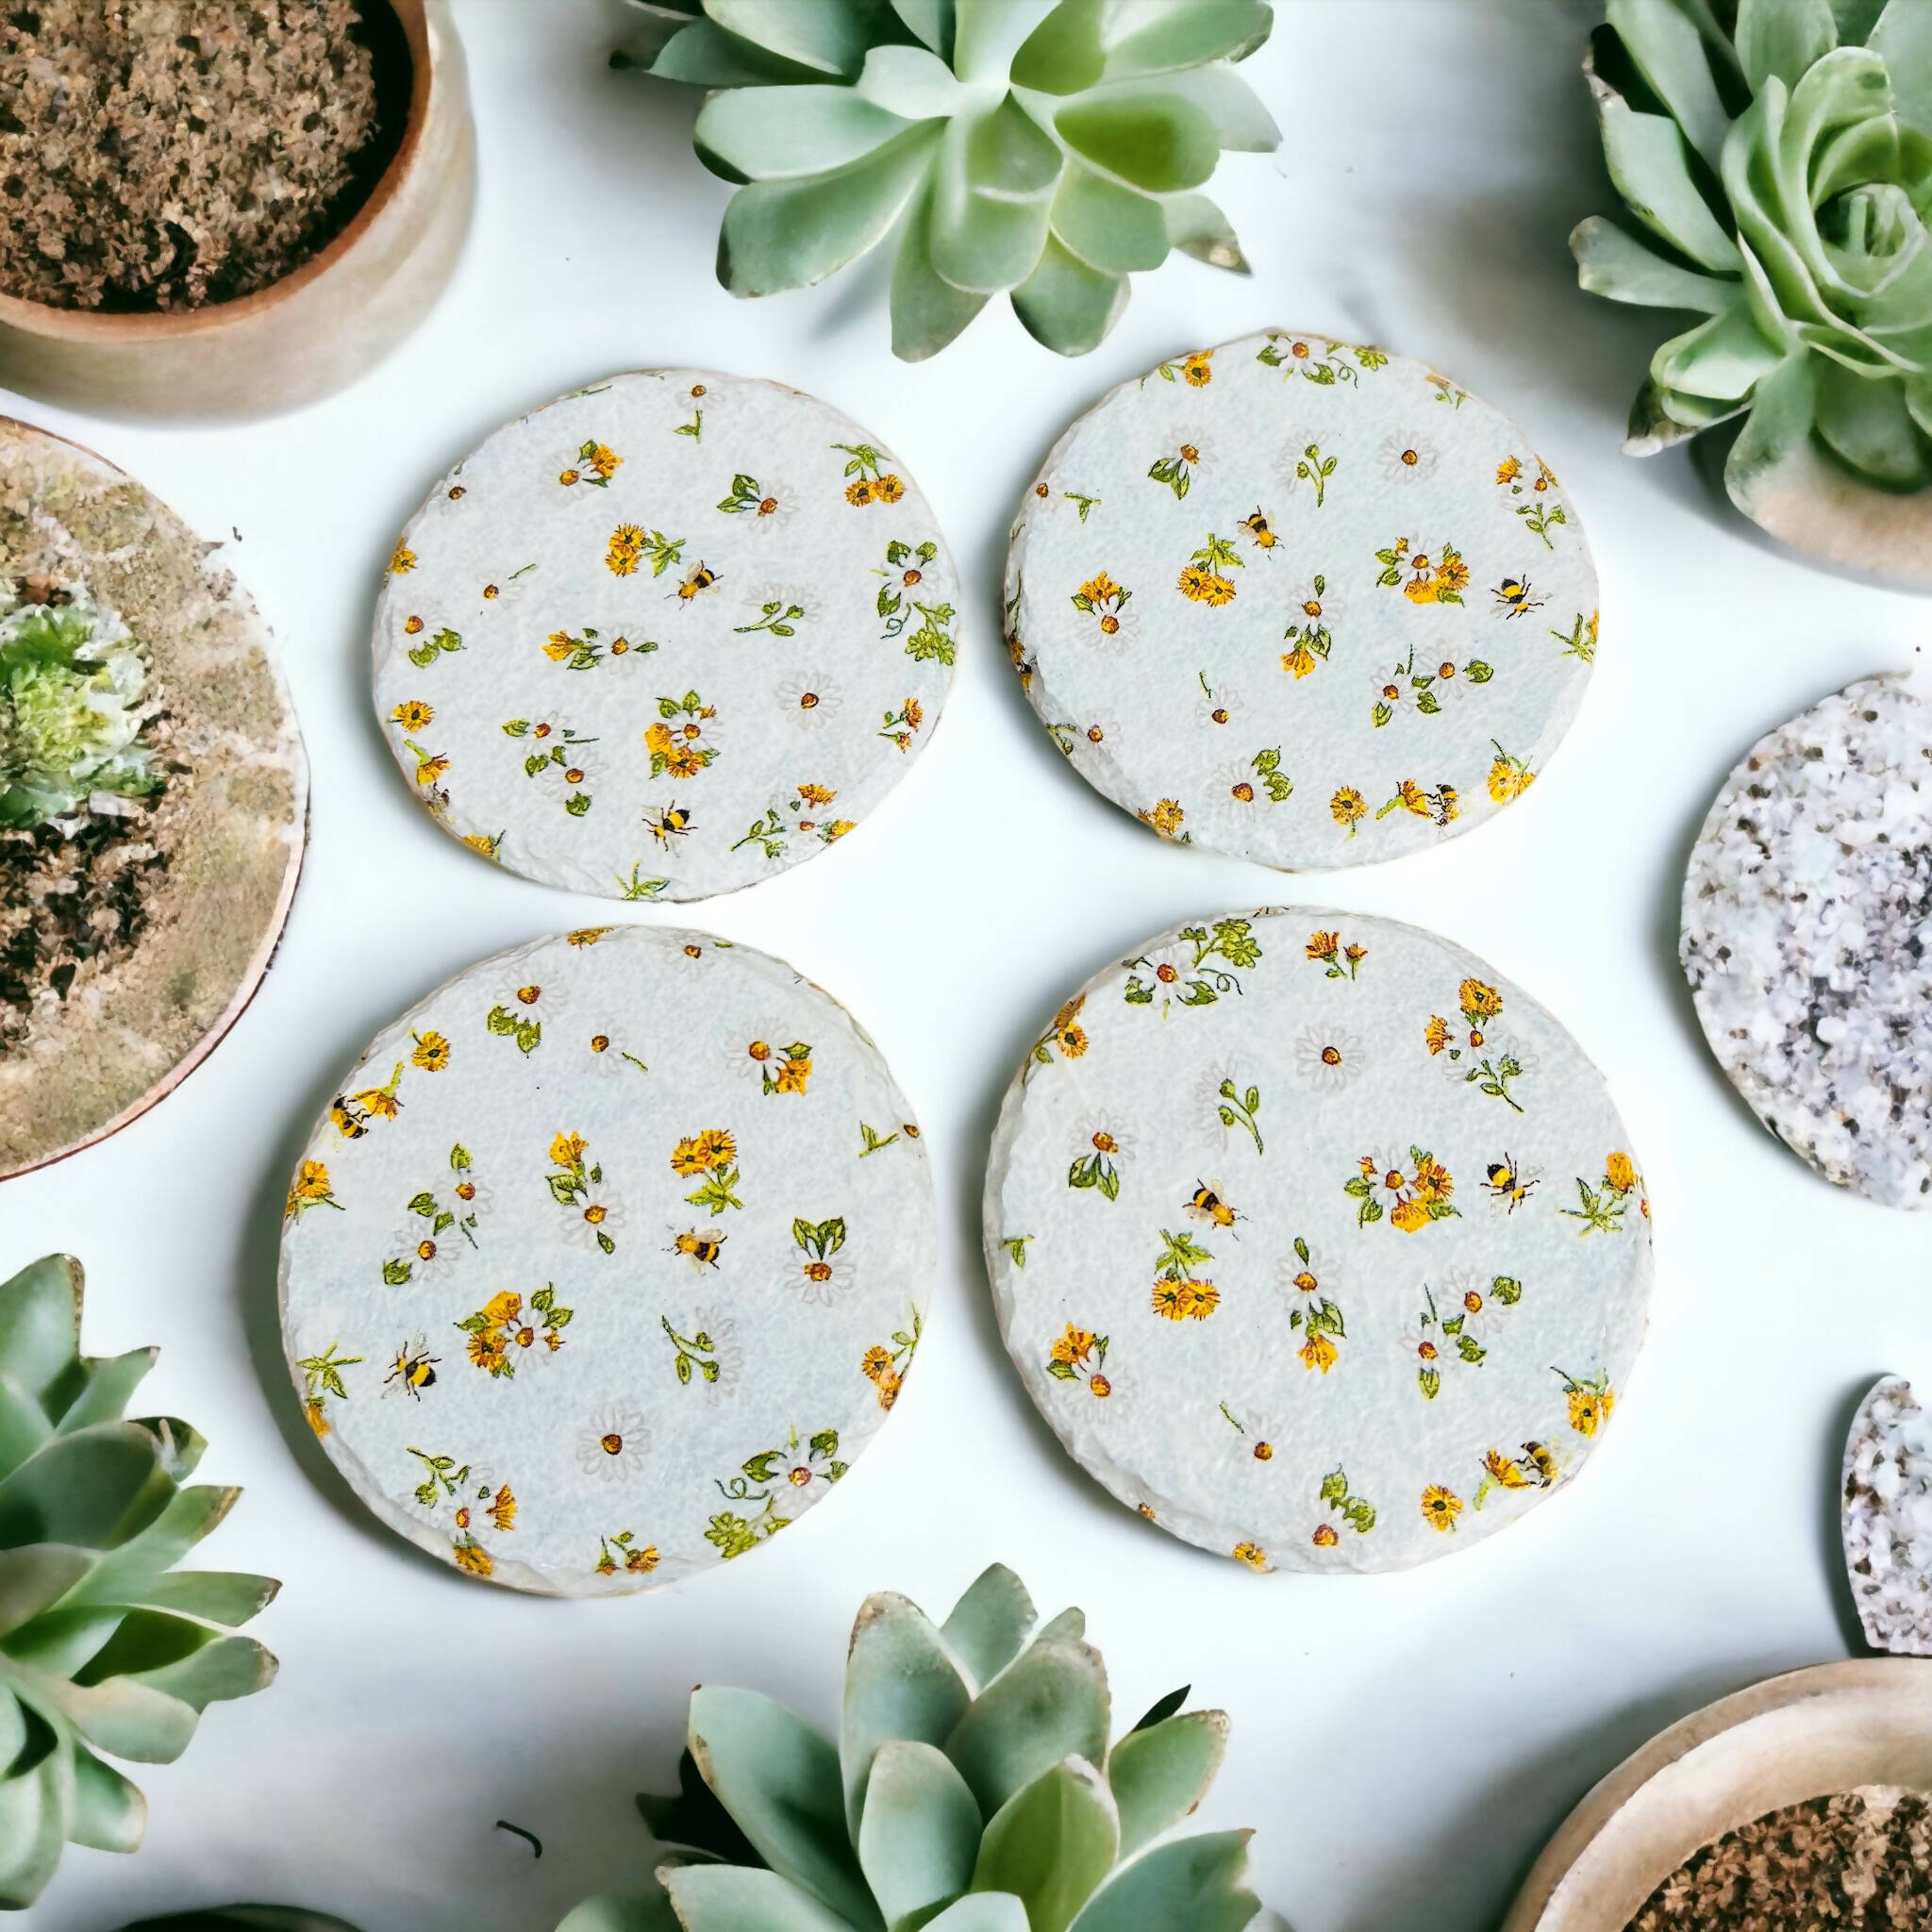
[[0, 0, 474, 423], [1503, 1659, 1932, 1932]]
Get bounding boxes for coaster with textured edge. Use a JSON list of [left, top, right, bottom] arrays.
[[0, 419, 306, 1181], [1683, 675, 1932, 1208], [1004, 330, 1597, 869], [374, 370, 958, 902], [278, 924, 935, 1594], [1844, 1375, 1932, 1656], [982, 907, 1651, 1574]]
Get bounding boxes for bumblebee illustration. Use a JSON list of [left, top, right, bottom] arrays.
[[674, 559, 722, 603], [1240, 508, 1279, 552], [642, 801, 694, 846], [330, 1094, 369, 1139], [1492, 575, 1546, 619], [1187, 1180, 1241, 1230], [673, 1228, 725, 1269], [1483, 1154, 1540, 1213], [1524, 1441, 1559, 1488], [384, 1336, 439, 1400]]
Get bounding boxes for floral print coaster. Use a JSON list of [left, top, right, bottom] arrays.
[[374, 371, 958, 901], [1005, 331, 1598, 869], [983, 908, 1652, 1574], [279, 924, 935, 1594], [1683, 675, 1932, 1209]]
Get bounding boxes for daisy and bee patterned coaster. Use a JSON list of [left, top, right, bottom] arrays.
[[278, 924, 935, 1594], [983, 908, 1652, 1574], [1005, 330, 1598, 869], [374, 371, 958, 902]]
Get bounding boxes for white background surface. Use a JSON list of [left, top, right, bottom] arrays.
[[11, 4, 1930, 1927]]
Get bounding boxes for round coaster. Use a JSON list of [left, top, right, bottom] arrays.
[[0, 420, 305, 1180], [373, 371, 958, 902], [1005, 330, 1597, 869], [1683, 675, 1932, 1208], [278, 924, 935, 1594], [983, 907, 1652, 1574]]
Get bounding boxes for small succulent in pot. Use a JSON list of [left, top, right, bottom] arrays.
[[1572, 0, 1932, 579], [0, 1254, 278, 1908], [615, 0, 1279, 359], [560, 1563, 1283, 1931], [0, 580, 161, 832]]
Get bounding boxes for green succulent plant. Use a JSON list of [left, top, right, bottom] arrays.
[[0, 1254, 278, 1909], [560, 1563, 1280, 1932], [117, 1915, 363, 1931], [616, 0, 1280, 359], [1572, 0, 1932, 508], [0, 581, 159, 832]]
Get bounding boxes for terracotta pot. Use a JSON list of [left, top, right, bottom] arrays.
[[1503, 1658, 1932, 1932], [0, 0, 474, 423]]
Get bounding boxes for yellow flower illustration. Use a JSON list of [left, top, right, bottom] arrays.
[[1496, 455, 1523, 485], [1606, 1151, 1636, 1193], [489, 1485, 517, 1531], [1057, 1020, 1089, 1058], [773, 1054, 811, 1095], [1182, 351, 1213, 386], [1484, 1449, 1531, 1491], [1457, 978, 1503, 1021], [1330, 787, 1366, 833], [462, 832, 501, 860], [1151, 1278, 1220, 1322], [285, 1159, 339, 1220], [1312, 1523, 1339, 1547], [550, 1131, 588, 1169], [1139, 797, 1185, 839], [607, 525, 645, 575], [644, 722, 675, 755], [823, 819, 855, 841], [466, 1329, 506, 1373], [391, 700, 434, 732], [452, 1539, 493, 1577], [1488, 746, 1536, 804], [797, 782, 836, 806], [389, 542, 416, 575], [411, 1030, 451, 1074], [1421, 1485, 1463, 1533], [1424, 1015, 1451, 1056], [1232, 1541, 1268, 1570], [1298, 1330, 1339, 1374], [875, 474, 906, 503], [1177, 563, 1236, 606], [303, 1397, 328, 1438], [1078, 571, 1122, 608], [846, 479, 874, 506], [666, 743, 708, 779], [1306, 931, 1340, 962], [862, 1344, 894, 1380]]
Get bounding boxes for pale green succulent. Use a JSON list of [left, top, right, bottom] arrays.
[[1573, 0, 1932, 501], [0, 582, 160, 832], [0, 1255, 278, 1909], [118, 1915, 363, 1931], [616, 1, 1279, 359], [561, 1563, 1281, 1932]]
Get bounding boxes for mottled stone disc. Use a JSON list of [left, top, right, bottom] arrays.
[[983, 908, 1652, 1574], [279, 924, 935, 1594], [374, 370, 958, 902], [1683, 675, 1932, 1208], [0, 420, 306, 1180], [1843, 1375, 1932, 1656], [1004, 331, 1597, 869]]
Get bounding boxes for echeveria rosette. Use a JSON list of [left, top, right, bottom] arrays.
[[1573, 0, 1932, 568], [0, 1255, 278, 1909], [617, 0, 1280, 359], [559, 1564, 1286, 1932]]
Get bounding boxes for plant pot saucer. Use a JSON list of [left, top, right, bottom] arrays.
[[1503, 1658, 1932, 1932], [0, 418, 306, 1181]]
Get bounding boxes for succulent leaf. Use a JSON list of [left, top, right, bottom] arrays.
[[841, 1591, 972, 1838], [0, 1255, 276, 1907], [689, 1685, 881, 1928], [968, 1757, 1118, 1932], [855, 1740, 981, 1927], [1574, 0, 1932, 500], [116, 1912, 370, 1931], [1106, 1709, 1227, 1857], [943, 1638, 1110, 1818], [632, 0, 1275, 357], [582, 1570, 1271, 1932]]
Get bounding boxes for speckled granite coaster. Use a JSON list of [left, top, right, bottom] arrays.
[[1004, 331, 1597, 869], [374, 371, 958, 902], [1683, 675, 1932, 1208], [0, 421, 305, 1181], [279, 924, 935, 1594], [983, 908, 1652, 1574], [1844, 1376, 1932, 1656]]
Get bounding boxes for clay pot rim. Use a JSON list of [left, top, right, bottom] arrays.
[[1504, 1657, 1932, 1932], [0, 0, 433, 343]]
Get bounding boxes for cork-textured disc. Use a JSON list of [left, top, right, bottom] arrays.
[[983, 908, 1652, 1574], [0, 420, 306, 1180], [374, 371, 958, 902], [1683, 675, 1932, 1208], [1005, 331, 1597, 868], [279, 924, 935, 1594]]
